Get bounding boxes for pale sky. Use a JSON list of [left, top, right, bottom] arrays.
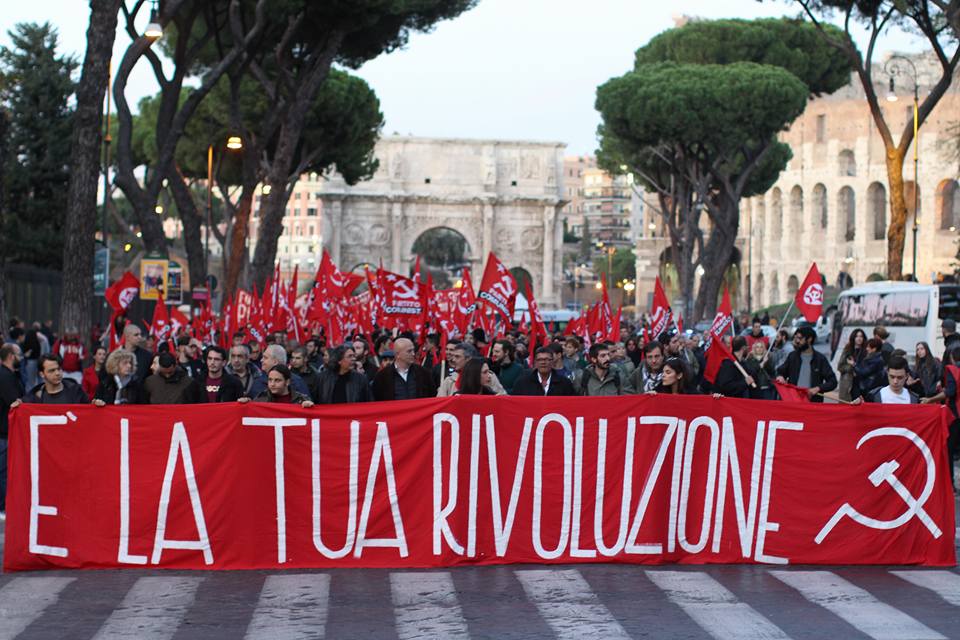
[[2, 0, 927, 155]]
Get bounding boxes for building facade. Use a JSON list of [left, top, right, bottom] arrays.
[[743, 53, 960, 310], [290, 136, 568, 306]]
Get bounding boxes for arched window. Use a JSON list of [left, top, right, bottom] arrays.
[[813, 183, 828, 230], [937, 179, 960, 231], [838, 186, 856, 242], [787, 275, 799, 299], [770, 188, 783, 240], [838, 149, 856, 177], [789, 186, 803, 233], [868, 182, 886, 241]]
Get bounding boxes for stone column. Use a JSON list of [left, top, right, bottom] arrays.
[[482, 201, 495, 259], [391, 200, 404, 272], [542, 205, 556, 303], [329, 199, 343, 266]]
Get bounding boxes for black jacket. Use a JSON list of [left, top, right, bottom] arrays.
[[511, 369, 577, 396], [197, 372, 244, 403], [714, 359, 750, 399], [853, 352, 886, 398], [776, 348, 838, 403], [0, 365, 24, 438], [371, 364, 436, 401], [24, 378, 89, 405], [252, 390, 312, 404], [132, 346, 154, 381], [867, 386, 920, 404], [315, 368, 372, 404], [95, 374, 145, 405]]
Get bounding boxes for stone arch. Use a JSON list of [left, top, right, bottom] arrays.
[[786, 274, 800, 299], [410, 227, 472, 289], [789, 185, 804, 233], [770, 272, 780, 306], [936, 179, 960, 231], [837, 271, 854, 290], [838, 149, 856, 177], [812, 183, 828, 230], [838, 186, 856, 242], [510, 267, 533, 298], [770, 188, 783, 241], [868, 182, 886, 241]]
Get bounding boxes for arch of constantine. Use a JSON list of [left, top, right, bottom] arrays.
[[312, 136, 566, 307]]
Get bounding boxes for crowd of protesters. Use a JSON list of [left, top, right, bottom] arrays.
[[2, 309, 960, 520]]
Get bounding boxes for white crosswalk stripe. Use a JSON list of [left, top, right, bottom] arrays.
[[891, 570, 960, 607], [0, 576, 74, 639], [244, 574, 330, 639], [646, 570, 789, 640], [91, 576, 203, 640], [390, 572, 470, 640], [771, 570, 945, 640], [515, 569, 631, 640]]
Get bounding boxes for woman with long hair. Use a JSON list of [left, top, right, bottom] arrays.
[[838, 328, 867, 401], [650, 357, 694, 395], [457, 358, 498, 395], [743, 341, 776, 400], [625, 337, 642, 367], [93, 349, 144, 405], [909, 341, 942, 399], [82, 345, 108, 399]]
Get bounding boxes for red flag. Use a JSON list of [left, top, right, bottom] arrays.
[[379, 269, 424, 320], [609, 305, 622, 343], [651, 276, 672, 337], [105, 271, 140, 312], [149, 293, 171, 342], [676, 313, 684, 335], [705, 285, 733, 348], [477, 252, 518, 323], [524, 280, 547, 366], [795, 263, 824, 322], [703, 330, 735, 384], [170, 306, 190, 335], [774, 380, 810, 403], [454, 268, 478, 337]]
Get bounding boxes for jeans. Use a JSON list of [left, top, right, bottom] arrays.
[[0, 437, 6, 512]]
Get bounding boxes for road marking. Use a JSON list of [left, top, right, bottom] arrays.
[[891, 570, 960, 607], [390, 572, 469, 640], [515, 569, 630, 640], [646, 570, 789, 640], [92, 576, 202, 640], [244, 574, 330, 640], [0, 577, 74, 639], [770, 570, 945, 640]]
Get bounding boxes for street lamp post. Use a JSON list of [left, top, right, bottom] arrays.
[[207, 136, 243, 285], [885, 55, 920, 280]]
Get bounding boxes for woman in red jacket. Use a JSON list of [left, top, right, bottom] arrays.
[[82, 345, 107, 399]]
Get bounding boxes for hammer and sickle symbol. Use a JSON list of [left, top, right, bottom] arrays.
[[814, 427, 942, 544]]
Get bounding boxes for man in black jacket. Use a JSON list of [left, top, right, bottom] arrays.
[[776, 326, 837, 402], [199, 346, 244, 403], [21, 354, 89, 404], [512, 346, 576, 396], [0, 343, 24, 519], [315, 344, 372, 404], [713, 337, 754, 398], [371, 337, 436, 401], [122, 323, 154, 381]]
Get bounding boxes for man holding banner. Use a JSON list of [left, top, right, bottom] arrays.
[[776, 326, 837, 402]]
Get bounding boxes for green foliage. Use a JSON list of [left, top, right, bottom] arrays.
[[592, 248, 636, 286], [634, 18, 852, 96], [0, 22, 77, 268]]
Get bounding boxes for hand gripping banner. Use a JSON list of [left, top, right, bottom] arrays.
[[3, 398, 955, 571]]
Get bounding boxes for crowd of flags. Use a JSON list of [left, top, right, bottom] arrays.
[[104, 248, 824, 386]]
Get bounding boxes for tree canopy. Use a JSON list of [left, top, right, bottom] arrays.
[[0, 23, 77, 269], [596, 17, 851, 319]]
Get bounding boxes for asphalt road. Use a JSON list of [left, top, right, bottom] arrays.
[[2, 500, 960, 640]]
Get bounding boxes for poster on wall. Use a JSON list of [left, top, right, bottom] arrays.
[[139, 259, 168, 300], [166, 264, 183, 305]]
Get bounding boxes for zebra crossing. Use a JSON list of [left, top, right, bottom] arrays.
[[1, 566, 959, 640]]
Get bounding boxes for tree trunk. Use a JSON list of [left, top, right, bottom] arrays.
[[225, 190, 253, 298], [59, 0, 122, 343], [885, 148, 907, 280], [167, 171, 206, 290], [693, 197, 739, 322]]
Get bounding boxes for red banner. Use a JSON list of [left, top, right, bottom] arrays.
[[3, 398, 955, 571]]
